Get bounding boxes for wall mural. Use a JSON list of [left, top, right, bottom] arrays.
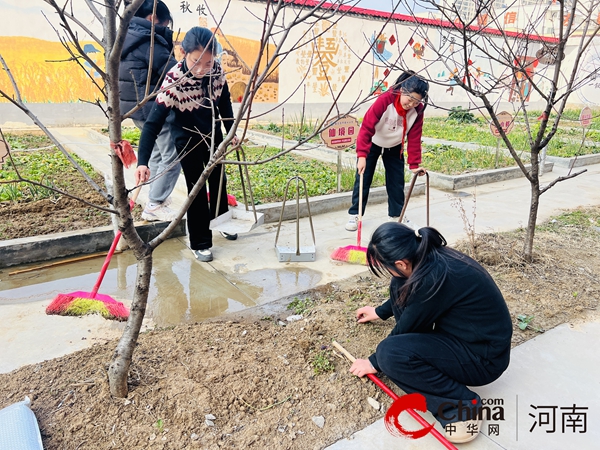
[[1, 0, 568, 107], [0, 36, 105, 103], [295, 20, 352, 98], [0, 1, 278, 104], [577, 44, 600, 106]]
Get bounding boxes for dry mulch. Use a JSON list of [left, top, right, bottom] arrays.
[[1, 208, 599, 449]]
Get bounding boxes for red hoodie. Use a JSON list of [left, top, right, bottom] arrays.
[[356, 89, 425, 169]]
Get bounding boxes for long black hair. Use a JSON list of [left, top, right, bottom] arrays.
[[392, 70, 429, 107], [367, 222, 460, 305], [135, 0, 172, 26], [181, 27, 218, 55]]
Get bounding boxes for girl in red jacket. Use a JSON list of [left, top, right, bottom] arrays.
[[346, 71, 428, 231]]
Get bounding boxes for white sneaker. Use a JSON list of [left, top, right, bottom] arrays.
[[345, 215, 358, 231], [444, 419, 482, 444], [161, 196, 173, 207], [141, 202, 177, 222], [401, 216, 418, 230], [388, 216, 399, 222], [192, 248, 213, 262]]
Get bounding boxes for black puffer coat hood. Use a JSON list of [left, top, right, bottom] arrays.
[[119, 17, 177, 121]]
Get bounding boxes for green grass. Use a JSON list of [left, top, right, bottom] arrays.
[[0, 134, 97, 202], [100, 127, 141, 146], [250, 116, 323, 143], [226, 146, 386, 204], [537, 208, 600, 232], [518, 108, 600, 128], [422, 116, 600, 158], [287, 296, 315, 315], [122, 127, 141, 146], [422, 119, 497, 146], [422, 144, 522, 175], [5, 133, 54, 150]]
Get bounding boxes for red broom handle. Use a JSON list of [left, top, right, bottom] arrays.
[[365, 373, 457, 449], [90, 230, 122, 298], [90, 186, 141, 298], [332, 341, 457, 450]]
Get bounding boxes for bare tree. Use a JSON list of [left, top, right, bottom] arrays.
[[402, 0, 599, 261], [1, 0, 394, 397]]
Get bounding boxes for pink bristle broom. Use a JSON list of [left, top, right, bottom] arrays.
[[46, 185, 142, 321], [331, 172, 368, 265]]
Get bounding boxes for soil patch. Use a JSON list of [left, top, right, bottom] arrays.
[[1, 208, 599, 449], [1, 133, 143, 241]]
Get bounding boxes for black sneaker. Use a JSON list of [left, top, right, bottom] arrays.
[[192, 248, 213, 262], [219, 231, 238, 241]]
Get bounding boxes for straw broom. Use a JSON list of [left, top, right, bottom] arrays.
[[331, 172, 368, 265]]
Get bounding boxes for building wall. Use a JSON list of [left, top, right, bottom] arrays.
[[0, 0, 597, 127]]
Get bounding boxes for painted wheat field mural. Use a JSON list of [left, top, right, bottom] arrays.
[[0, 31, 278, 105], [0, 36, 105, 103]]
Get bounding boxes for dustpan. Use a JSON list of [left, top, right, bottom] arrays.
[[210, 148, 264, 234], [274, 176, 316, 262]]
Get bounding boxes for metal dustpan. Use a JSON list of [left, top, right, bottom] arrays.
[[274, 176, 316, 262], [209, 148, 264, 234], [210, 207, 264, 234]]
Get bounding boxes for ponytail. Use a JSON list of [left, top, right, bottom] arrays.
[[367, 223, 451, 305]]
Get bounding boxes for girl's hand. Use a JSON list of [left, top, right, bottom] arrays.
[[231, 136, 240, 147], [350, 358, 378, 377], [356, 306, 380, 323], [411, 167, 426, 176], [357, 157, 366, 175], [135, 165, 150, 185]]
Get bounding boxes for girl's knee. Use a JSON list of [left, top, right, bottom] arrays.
[[375, 338, 413, 374]]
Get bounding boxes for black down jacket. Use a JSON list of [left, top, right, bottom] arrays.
[[119, 17, 177, 121]]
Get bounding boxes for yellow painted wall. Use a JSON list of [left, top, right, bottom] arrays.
[[0, 37, 105, 103]]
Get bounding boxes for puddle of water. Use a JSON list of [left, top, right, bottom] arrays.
[[1, 239, 322, 327], [227, 266, 322, 305]]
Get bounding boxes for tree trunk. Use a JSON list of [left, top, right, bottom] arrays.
[[108, 253, 153, 397], [523, 153, 541, 262]]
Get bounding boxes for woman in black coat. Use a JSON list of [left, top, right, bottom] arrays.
[[119, 0, 180, 222]]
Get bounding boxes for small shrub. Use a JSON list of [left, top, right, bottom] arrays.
[[448, 106, 478, 123], [287, 297, 314, 315], [311, 350, 335, 375]]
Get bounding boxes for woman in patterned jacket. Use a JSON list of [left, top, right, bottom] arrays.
[[135, 27, 238, 262]]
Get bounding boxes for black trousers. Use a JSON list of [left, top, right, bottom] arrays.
[[373, 333, 510, 426], [178, 144, 229, 250], [348, 142, 405, 218]]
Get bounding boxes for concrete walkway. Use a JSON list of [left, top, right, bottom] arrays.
[[2, 127, 600, 449]]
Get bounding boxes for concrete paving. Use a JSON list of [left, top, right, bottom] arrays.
[[1, 127, 600, 449]]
